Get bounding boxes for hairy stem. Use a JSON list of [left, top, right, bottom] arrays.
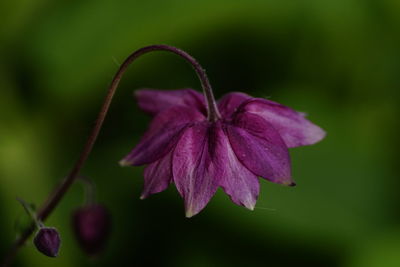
[[2, 44, 219, 266]]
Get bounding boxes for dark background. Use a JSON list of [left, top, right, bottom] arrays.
[[1, 0, 399, 266]]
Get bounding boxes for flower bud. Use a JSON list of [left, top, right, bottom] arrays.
[[33, 227, 61, 257], [72, 204, 111, 255]]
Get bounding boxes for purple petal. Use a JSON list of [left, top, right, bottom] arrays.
[[120, 106, 205, 166], [217, 92, 251, 118], [240, 99, 325, 148], [227, 112, 293, 185], [172, 122, 219, 217], [135, 88, 206, 116], [141, 151, 173, 199], [216, 124, 259, 210]]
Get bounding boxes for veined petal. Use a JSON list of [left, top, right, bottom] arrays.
[[216, 124, 259, 210], [135, 88, 206, 116], [120, 106, 205, 166], [217, 92, 251, 118], [239, 99, 325, 148], [227, 112, 293, 185], [140, 151, 173, 199], [172, 123, 219, 217]]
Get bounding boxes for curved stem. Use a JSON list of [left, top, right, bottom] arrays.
[[2, 45, 219, 266], [77, 176, 96, 205]]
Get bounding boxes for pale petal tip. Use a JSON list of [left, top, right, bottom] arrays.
[[185, 205, 199, 218], [304, 125, 326, 146], [185, 211, 195, 218], [119, 159, 130, 167], [139, 195, 146, 200], [133, 88, 145, 97], [241, 198, 256, 210], [245, 203, 255, 211], [313, 127, 327, 144], [319, 128, 327, 142], [282, 181, 296, 187]]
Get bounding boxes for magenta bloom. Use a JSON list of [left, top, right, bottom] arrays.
[[120, 89, 325, 217]]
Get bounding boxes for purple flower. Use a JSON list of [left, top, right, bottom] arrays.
[[72, 204, 111, 256], [33, 227, 61, 257], [120, 89, 325, 217]]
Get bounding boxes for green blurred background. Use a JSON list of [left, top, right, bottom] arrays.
[[1, 0, 399, 266]]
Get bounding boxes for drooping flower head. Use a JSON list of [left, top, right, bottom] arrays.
[[120, 88, 325, 217], [3, 45, 325, 265]]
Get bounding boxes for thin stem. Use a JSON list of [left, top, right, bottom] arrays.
[[77, 176, 96, 205], [2, 45, 219, 266], [16, 198, 43, 229]]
